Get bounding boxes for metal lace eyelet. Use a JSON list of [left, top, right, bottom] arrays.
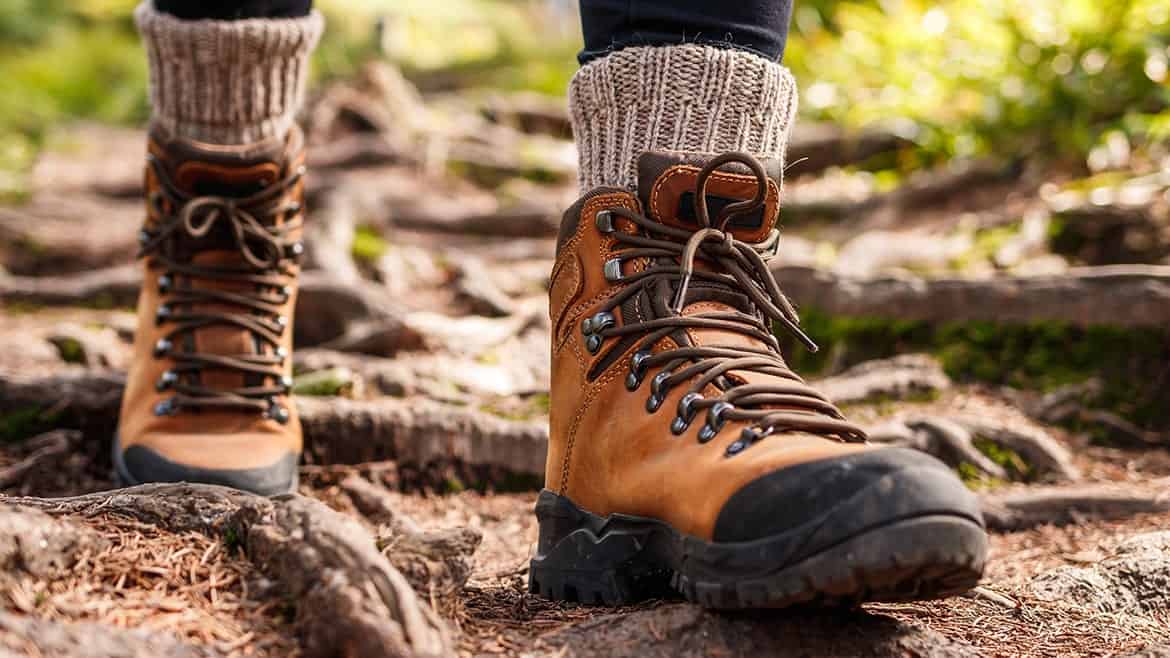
[[595, 210, 615, 234], [626, 350, 652, 391], [646, 393, 664, 413], [603, 258, 624, 282], [267, 398, 290, 424], [275, 347, 288, 360], [671, 392, 703, 435], [157, 274, 173, 294], [153, 398, 178, 416], [280, 285, 292, 297], [581, 312, 615, 354], [155, 370, 177, 392], [650, 370, 671, 397], [646, 370, 672, 413], [276, 315, 289, 332], [137, 229, 151, 246], [155, 305, 171, 325], [698, 402, 734, 443], [288, 202, 302, 214], [725, 440, 747, 456], [152, 338, 172, 358], [280, 375, 294, 389], [290, 242, 305, 258], [585, 334, 602, 354]]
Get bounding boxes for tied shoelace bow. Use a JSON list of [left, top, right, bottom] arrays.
[[136, 154, 305, 420], [586, 152, 867, 456]]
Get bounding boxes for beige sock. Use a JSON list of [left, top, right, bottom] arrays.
[[134, 2, 324, 144], [568, 44, 799, 192]]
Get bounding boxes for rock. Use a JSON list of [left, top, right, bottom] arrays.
[[0, 504, 100, 582], [1031, 531, 1170, 615]]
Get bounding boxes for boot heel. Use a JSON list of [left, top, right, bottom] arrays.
[[527, 490, 671, 606]]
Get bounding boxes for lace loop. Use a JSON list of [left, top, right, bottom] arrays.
[[592, 152, 867, 452]]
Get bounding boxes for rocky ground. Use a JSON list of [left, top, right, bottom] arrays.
[[1, 64, 1170, 656]]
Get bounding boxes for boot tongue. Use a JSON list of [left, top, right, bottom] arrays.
[[631, 152, 788, 365], [635, 151, 784, 243], [156, 135, 290, 198]]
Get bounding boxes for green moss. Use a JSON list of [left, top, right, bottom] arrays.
[[478, 393, 550, 421], [53, 337, 84, 364], [973, 438, 1032, 481], [0, 407, 62, 442], [223, 527, 241, 551], [292, 368, 356, 397], [351, 226, 389, 265], [780, 309, 1170, 433], [957, 462, 1006, 490]]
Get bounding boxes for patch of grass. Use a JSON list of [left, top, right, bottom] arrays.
[[351, 226, 389, 265]]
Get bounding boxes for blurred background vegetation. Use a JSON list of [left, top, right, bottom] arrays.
[[1, 0, 1168, 196]]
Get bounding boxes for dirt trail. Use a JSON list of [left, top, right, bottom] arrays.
[[2, 70, 1170, 657]]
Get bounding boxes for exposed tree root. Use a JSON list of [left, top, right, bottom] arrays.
[[816, 354, 951, 405], [0, 371, 549, 475], [298, 396, 548, 475], [0, 430, 79, 490], [10, 484, 454, 658], [0, 612, 222, 658], [980, 484, 1170, 532], [867, 413, 1080, 482], [11, 263, 1170, 333], [0, 268, 406, 348], [341, 476, 482, 617], [774, 264, 1170, 328], [787, 123, 909, 177]]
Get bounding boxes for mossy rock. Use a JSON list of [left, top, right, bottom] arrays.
[[778, 310, 1170, 435]]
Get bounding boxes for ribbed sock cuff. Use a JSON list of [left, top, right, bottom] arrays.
[[135, 2, 324, 144], [569, 44, 799, 191]]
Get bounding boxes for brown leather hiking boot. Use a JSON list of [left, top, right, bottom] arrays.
[[531, 151, 988, 608], [114, 126, 307, 495]]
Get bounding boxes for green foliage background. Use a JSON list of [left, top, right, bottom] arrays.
[[1, 0, 1167, 193]]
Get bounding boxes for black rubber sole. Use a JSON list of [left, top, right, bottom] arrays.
[[112, 433, 299, 496], [527, 490, 987, 609]]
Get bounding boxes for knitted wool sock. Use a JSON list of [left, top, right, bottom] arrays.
[[568, 44, 798, 192], [135, 2, 324, 144]]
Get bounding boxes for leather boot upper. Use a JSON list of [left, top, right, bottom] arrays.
[[546, 150, 875, 541], [117, 126, 307, 482]]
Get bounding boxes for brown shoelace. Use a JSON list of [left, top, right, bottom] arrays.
[[583, 152, 867, 456], [137, 155, 305, 421]]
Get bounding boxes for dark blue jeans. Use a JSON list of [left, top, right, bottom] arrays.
[[155, 0, 794, 64], [154, 0, 313, 20], [578, 0, 793, 64]]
